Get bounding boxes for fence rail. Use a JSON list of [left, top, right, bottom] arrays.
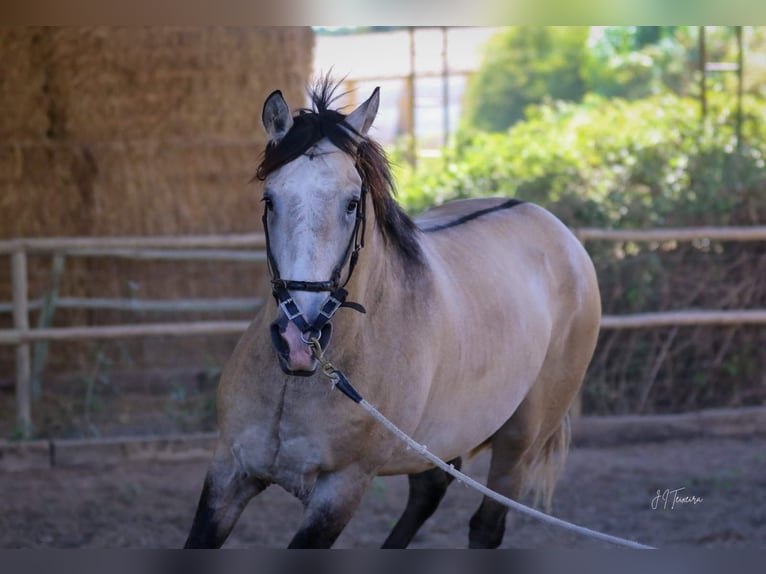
[[576, 225, 766, 242], [0, 296, 264, 315], [601, 309, 766, 329], [0, 321, 252, 346], [2, 226, 766, 438], [0, 233, 267, 254]]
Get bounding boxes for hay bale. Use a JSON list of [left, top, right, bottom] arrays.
[[42, 27, 313, 142], [0, 143, 89, 238], [87, 141, 263, 236], [0, 140, 264, 242], [0, 29, 49, 140], [0, 27, 315, 383], [0, 26, 314, 240]]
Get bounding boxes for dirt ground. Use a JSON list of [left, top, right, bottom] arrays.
[[0, 434, 764, 549]]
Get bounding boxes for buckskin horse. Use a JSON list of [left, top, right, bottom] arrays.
[[184, 80, 601, 549]]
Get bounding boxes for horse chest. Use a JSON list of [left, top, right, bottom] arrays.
[[231, 387, 374, 495], [230, 421, 326, 498]]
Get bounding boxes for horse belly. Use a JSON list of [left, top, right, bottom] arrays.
[[378, 357, 545, 475]]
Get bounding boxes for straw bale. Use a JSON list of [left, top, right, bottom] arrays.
[[1, 27, 313, 240], [0, 138, 269, 308], [0, 26, 314, 380], [85, 141, 264, 236], [42, 27, 314, 142], [0, 143, 89, 239], [0, 28, 49, 140]]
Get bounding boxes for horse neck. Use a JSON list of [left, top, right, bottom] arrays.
[[336, 213, 427, 343]]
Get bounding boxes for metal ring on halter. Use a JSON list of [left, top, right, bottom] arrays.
[[300, 330, 320, 345]]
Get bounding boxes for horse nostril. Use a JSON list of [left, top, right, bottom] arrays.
[[269, 320, 290, 361]]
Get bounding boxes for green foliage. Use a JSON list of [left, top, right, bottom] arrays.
[[461, 27, 590, 132], [591, 26, 679, 53], [461, 26, 765, 132], [398, 93, 766, 230], [583, 29, 691, 99], [744, 27, 766, 98]]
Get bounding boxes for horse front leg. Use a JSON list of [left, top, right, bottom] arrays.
[[184, 446, 269, 548], [287, 468, 373, 549]]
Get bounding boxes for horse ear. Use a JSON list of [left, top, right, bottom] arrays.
[[262, 90, 294, 143], [345, 87, 380, 137]]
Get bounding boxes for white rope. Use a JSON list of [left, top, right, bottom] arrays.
[[357, 398, 656, 549]]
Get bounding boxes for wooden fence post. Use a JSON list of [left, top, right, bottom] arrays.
[[31, 253, 66, 399], [11, 247, 32, 438]]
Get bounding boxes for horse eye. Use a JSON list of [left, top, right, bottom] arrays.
[[262, 197, 274, 212], [346, 198, 359, 214]]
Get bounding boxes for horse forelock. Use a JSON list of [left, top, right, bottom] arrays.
[[255, 79, 424, 269]]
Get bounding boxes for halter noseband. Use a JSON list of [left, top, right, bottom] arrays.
[[263, 161, 368, 350]]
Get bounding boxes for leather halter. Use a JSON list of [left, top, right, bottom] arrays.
[[262, 160, 368, 353]]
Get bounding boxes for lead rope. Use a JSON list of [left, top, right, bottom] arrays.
[[308, 337, 655, 550]]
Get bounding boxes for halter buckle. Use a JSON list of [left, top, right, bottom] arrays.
[[278, 297, 303, 322], [318, 294, 343, 320]]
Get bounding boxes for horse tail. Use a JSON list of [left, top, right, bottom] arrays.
[[524, 412, 572, 513]]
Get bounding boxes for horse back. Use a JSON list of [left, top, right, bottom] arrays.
[[416, 197, 598, 327]]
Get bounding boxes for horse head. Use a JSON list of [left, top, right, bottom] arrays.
[[256, 83, 380, 375]]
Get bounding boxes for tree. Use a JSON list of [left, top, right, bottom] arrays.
[[461, 27, 589, 132], [583, 27, 693, 99]]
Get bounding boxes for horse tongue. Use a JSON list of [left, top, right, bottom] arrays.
[[282, 320, 316, 372]]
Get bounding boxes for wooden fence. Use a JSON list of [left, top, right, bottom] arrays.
[[2, 225, 766, 438]]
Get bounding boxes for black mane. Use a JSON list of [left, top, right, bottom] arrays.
[[255, 79, 423, 268]]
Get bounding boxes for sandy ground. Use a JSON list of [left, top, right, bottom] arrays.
[[0, 435, 764, 549]]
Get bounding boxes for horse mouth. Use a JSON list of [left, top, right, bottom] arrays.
[[269, 320, 332, 377], [276, 356, 317, 377]]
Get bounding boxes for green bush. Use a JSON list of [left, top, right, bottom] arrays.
[[397, 92, 766, 229], [583, 27, 692, 99], [461, 27, 589, 132]]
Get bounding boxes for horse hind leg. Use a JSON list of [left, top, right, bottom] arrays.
[[184, 445, 269, 548], [468, 383, 572, 549], [470, 295, 597, 549], [381, 457, 463, 549]]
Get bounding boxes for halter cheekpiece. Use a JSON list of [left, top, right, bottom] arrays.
[[263, 157, 368, 347]]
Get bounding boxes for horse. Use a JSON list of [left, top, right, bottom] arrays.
[[184, 80, 601, 549]]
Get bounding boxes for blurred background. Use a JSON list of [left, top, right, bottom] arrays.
[[0, 24, 764, 550]]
